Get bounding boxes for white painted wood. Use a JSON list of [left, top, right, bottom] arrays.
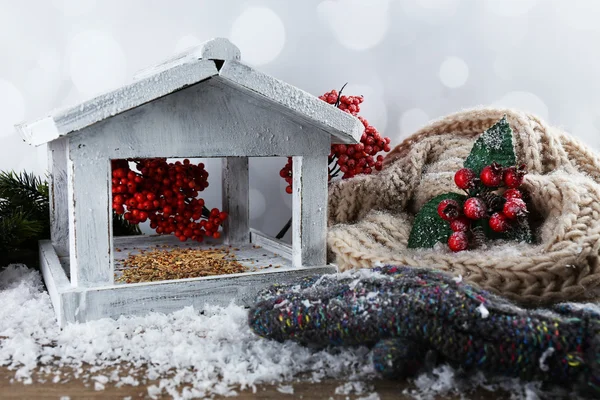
[[292, 155, 328, 268], [222, 157, 250, 244], [40, 230, 337, 326], [112, 237, 292, 280], [39, 240, 71, 325], [135, 38, 240, 80], [67, 147, 113, 287], [47, 138, 69, 258], [68, 265, 336, 323], [17, 47, 361, 149], [16, 60, 219, 146], [71, 79, 332, 159], [250, 229, 292, 259], [217, 61, 363, 145]]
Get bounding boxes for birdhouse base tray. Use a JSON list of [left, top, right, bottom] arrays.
[[39, 230, 336, 327]]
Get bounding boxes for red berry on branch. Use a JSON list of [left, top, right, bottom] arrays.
[[437, 199, 461, 221], [463, 197, 487, 220], [503, 198, 527, 219], [503, 164, 527, 188], [480, 162, 504, 187], [454, 168, 476, 190], [503, 188, 522, 200], [450, 216, 471, 232], [489, 212, 510, 233], [448, 231, 469, 252]]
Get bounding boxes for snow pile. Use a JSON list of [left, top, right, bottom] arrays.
[[0, 265, 564, 399], [0, 265, 373, 398]]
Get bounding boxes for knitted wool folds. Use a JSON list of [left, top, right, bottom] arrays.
[[327, 108, 600, 305]]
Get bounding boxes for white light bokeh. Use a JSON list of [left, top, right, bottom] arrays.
[[439, 57, 469, 88], [553, 0, 600, 31], [398, 108, 430, 140], [318, 0, 391, 51], [0, 80, 25, 138], [52, 0, 97, 17], [230, 7, 285, 65], [493, 91, 549, 121], [484, 0, 539, 17], [68, 30, 127, 97], [401, 0, 459, 23]]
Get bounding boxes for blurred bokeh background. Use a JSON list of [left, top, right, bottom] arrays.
[[1, 0, 599, 237]]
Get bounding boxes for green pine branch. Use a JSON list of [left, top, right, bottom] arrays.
[[0, 170, 141, 267]]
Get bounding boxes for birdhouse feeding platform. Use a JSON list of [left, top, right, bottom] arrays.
[[17, 38, 362, 326]]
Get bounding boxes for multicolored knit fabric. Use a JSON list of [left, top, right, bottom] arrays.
[[248, 266, 600, 395]]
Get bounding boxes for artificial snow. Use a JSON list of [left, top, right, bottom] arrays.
[[276, 384, 294, 394], [0, 264, 573, 399], [477, 303, 490, 318]]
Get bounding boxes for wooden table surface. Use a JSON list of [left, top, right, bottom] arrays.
[[0, 366, 511, 399]]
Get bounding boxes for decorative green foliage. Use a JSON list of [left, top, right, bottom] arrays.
[[464, 116, 516, 175], [504, 221, 533, 244], [113, 211, 142, 236], [408, 116, 534, 250], [408, 192, 466, 249], [0, 170, 141, 268]]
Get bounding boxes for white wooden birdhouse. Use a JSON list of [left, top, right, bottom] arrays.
[[17, 38, 361, 326]]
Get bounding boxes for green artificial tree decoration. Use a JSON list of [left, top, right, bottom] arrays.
[[408, 116, 533, 250], [0, 170, 140, 268], [464, 116, 516, 175], [407, 193, 466, 249]]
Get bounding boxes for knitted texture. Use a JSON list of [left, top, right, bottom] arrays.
[[327, 108, 600, 305], [249, 266, 600, 395]]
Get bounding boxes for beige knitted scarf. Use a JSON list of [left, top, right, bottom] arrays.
[[327, 108, 600, 305]]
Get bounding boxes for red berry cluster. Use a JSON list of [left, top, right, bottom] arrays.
[[439, 162, 529, 252], [279, 89, 392, 193], [111, 158, 227, 242]]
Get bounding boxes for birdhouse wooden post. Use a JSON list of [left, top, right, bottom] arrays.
[[17, 38, 362, 326]]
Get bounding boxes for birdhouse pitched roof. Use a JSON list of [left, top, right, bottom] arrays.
[[17, 38, 362, 147]]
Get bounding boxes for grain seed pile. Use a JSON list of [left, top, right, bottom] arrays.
[[116, 246, 247, 283]]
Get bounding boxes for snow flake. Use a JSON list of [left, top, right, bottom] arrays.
[[477, 303, 489, 318]]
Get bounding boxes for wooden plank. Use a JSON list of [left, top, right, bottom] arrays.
[[47, 138, 69, 258], [291, 155, 328, 268], [112, 243, 292, 281], [64, 266, 336, 323], [217, 61, 363, 145], [39, 240, 71, 325], [71, 80, 331, 159], [250, 229, 292, 259], [222, 157, 250, 244], [17, 60, 219, 146], [134, 38, 241, 80], [67, 147, 113, 288], [2, 365, 479, 400]]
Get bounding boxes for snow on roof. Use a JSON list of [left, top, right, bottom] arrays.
[[16, 38, 362, 147]]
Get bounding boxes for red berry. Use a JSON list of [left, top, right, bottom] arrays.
[[437, 199, 461, 221], [454, 168, 476, 190], [503, 198, 527, 219], [480, 162, 504, 187], [503, 189, 522, 200], [450, 216, 471, 232], [489, 212, 510, 233], [285, 185, 293, 194], [463, 197, 487, 220], [503, 165, 527, 188], [448, 232, 469, 252]]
